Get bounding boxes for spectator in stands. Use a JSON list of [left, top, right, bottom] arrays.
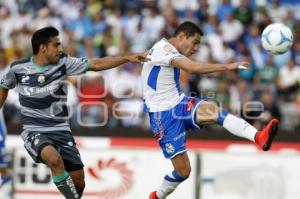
[[234, 0, 253, 25], [217, 0, 235, 22], [259, 89, 281, 127], [254, 55, 278, 92], [142, 5, 165, 43], [220, 13, 244, 50], [277, 58, 300, 101]]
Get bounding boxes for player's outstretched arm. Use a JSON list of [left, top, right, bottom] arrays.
[[0, 88, 8, 109], [89, 54, 149, 71], [172, 57, 249, 74]]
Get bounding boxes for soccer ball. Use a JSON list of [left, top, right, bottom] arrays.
[[261, 23, 293, 54]]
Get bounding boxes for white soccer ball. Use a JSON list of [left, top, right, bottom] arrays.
[[261, 23, 293, 54]]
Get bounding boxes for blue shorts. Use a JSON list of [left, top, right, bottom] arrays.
[[148, 96, 204, 159]]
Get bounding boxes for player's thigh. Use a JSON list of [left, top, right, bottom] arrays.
[[22, 132, 59, 165], [53, 133, 84, 172], [195, 101, 219, 125], [171, 152, 191, 177], [40, 145, 64, 169]]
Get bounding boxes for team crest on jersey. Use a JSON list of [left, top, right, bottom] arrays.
[[163, 44, 172, 52], [165, 143, 175, 154], [37, 74, 46, 84]]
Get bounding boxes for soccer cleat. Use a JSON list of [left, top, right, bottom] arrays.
[[149, 191, 159, 199], [255, 118, 279, 151]]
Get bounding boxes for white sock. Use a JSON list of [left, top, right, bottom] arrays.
[[156, 180, 180, 199], [156, 171, 185, 199], [222, 114, 257, 142]]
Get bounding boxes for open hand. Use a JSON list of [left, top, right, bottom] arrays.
[[126, 53, 151, 63]]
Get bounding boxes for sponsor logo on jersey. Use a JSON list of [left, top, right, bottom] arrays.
[[23, 84, 59, 96]]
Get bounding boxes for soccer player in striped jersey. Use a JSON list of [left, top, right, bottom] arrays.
[[0, 26, 148, 199], [143, 21, 279, 199]]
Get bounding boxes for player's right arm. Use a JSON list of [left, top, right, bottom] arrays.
[[88, 54, 149, 71], [172, 57, 249, 74], [0, 66, 16, 109], [0, 88, 8, 109]]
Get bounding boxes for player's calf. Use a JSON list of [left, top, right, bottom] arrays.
[[69, 170, 85, 197], [40, 146, 81, 198], [53, 171, 80, 199]]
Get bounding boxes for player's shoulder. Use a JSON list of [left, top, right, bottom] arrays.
[[58, 52, 71, 65], [10, 57, 30, 68], [152, 38, 177, 54], [59, 52, 69, 61]]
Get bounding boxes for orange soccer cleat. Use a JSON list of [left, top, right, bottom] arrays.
[[255, 118, 279, 151], [149, 191, 159, 199]]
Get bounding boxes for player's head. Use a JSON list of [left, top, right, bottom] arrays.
[[172, 21, 203, 57], [31, 26, 62, 64]]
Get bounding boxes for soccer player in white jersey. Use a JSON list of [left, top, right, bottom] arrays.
[[0, 57, 13, 199], [0, 26, 148, 199], [0, 108, 13, 199], [143, 21, 279, 199]]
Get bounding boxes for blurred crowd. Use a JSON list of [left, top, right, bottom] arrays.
[[0, 0, 300, 132]]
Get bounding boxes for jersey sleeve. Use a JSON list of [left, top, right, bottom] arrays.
[[0, 68, 17, 89], [149, 43, 185, 67], [65, 56, 90, 76], [162, 45, 185, 66]]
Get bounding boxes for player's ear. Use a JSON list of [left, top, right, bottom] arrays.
[[40, 44, 47, 53]]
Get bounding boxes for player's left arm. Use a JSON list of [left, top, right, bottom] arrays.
[[172, 57, 249, 74], [88, 54, 149, 71]]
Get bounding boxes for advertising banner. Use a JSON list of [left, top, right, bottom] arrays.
[[13, 148, 196, 199], [199, 151, 300, 199]]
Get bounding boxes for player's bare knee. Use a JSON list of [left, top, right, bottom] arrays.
[[46, 155, 64, 169], [196, 101, 219, 124]]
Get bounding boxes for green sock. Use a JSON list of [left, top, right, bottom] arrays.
[[53, 171, 80, 198]]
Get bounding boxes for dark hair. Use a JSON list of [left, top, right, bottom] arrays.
[[173, 21, 204, 38], [31, 26, 59, 55]]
